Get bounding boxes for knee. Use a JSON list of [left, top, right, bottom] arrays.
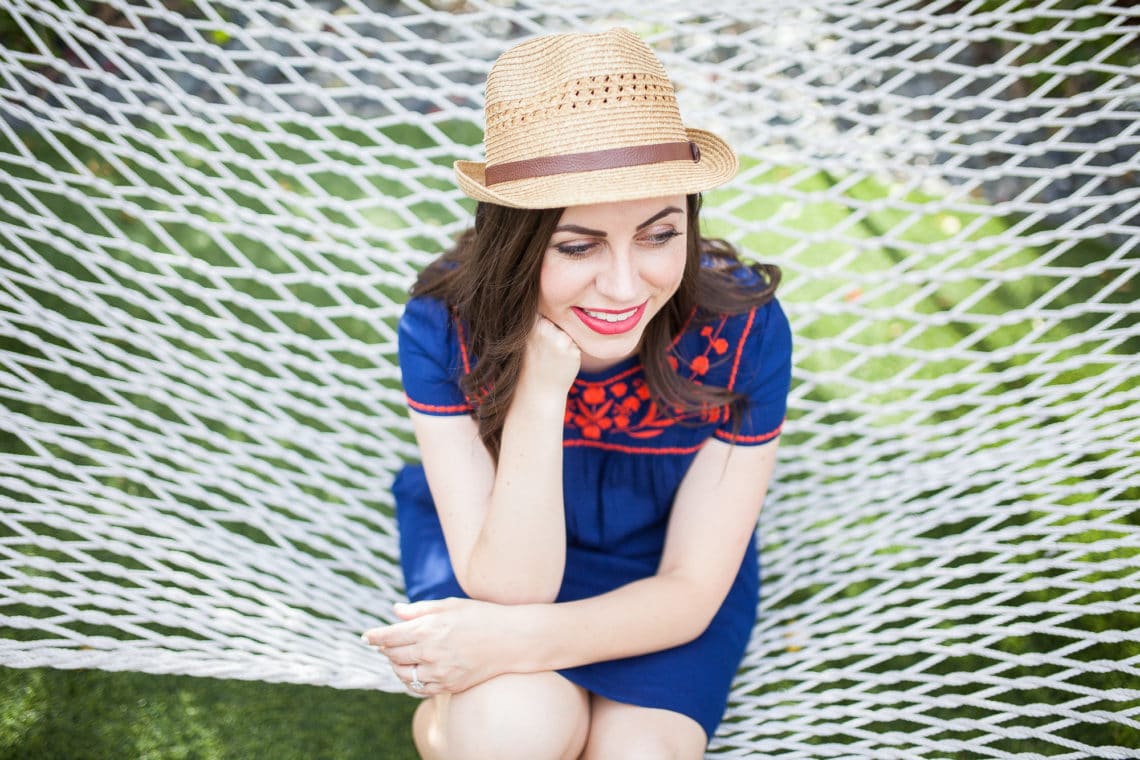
[[582, 699, 707, 760], [587, 732, 690, 760], [621, 735, 698, 760], [442, 672, 589, 760]]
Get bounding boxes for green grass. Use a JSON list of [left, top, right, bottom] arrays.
[[0, 666, 419, 760]]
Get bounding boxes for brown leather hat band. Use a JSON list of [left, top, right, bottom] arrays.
[[484, 141, 700, 186]]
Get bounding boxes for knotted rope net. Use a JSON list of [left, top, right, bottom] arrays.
[[1, 1, 1137, 756]]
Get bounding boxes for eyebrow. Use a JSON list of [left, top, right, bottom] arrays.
[[553, 206, 684, 237], [637, 206, 684, 230]]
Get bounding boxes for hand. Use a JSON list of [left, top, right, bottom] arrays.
[[518, 316, 580, 401], [361, 598, 516, 696]]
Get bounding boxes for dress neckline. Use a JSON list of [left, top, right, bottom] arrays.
[[575, 354, 641, 384]]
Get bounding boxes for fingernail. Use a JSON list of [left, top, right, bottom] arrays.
[[360, 633, 370, 645]]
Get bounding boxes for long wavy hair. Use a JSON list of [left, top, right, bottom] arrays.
[[411, 194, 780, 459]]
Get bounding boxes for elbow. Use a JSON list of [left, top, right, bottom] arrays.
[[472, 588, 560, 605], [462, 582, 560, 605], [455, 533, 566, 604], [671, 609, 717, 649], [457, 566, 563, 605], [666, 576, 728, 646]]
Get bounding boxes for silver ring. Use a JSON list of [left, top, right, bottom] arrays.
[[410, 664, 425, 692]]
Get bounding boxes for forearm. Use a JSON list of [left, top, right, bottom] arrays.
[[510, 571, 722, 672], [462, 389, 567, 603], [366, 572, 730, 696]]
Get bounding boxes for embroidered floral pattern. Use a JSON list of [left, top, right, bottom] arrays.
[[566, 373, 670, 439], [689, 322, 731, 378], [436, 310, 757, 441], [563, 317, 736, 440]]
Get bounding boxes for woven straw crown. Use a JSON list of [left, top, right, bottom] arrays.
[[454, 28, 737, 209]]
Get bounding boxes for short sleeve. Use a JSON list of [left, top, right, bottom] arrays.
[[398, 295, 472, 416], [714, 298, 792, 445]]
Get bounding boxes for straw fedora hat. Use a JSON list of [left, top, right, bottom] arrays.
[[454, 28, 738, 209]]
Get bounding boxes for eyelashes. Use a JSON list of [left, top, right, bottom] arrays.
[[554, 229, 682, 257], [555, 241, 595, 256], [649, 230, 683, 244]]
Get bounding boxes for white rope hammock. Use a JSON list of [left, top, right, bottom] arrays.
[[2, 1, 1138, 756]]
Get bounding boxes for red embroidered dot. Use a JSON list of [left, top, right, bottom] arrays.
[[582, 386, 606, 405]]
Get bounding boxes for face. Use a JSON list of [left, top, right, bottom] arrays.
[[539, 195, 688, 373]]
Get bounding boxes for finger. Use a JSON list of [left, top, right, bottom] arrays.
[[408, 681, 440, 697], [361, 622, 417, 649], [392, 662, 439, 697], [382, 643, 421, 666], [536, 316, 570, 341], [391, 662, 416, 683], [393, 599, 444, 620]]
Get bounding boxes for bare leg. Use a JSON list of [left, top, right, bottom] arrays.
[[412, 696, 446, 760], [413, 672, 590, 760], [581, 694, 706, 760]]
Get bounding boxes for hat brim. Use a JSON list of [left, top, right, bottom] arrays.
[[454, 128, 737, 210]]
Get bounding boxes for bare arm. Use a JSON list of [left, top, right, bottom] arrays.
[[411, 316, 579, 604], [368, 435, 779, 690], [519, 436, 779, 668]]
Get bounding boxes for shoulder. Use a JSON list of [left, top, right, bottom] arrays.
[[398, 295, 472, 378], [400, 293, 451, 329], [398, 295, 474, 415], [698, 251, 771, 289], [740, 297, 790, 346], [399, 295, 469, 353]]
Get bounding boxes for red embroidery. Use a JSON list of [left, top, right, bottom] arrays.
[[566, 376, 675, 440], [714, 420, 783, 444], [454, 318, 472, 374], [564, 315, 736, 440], [564, 439, 706, 455], [448, 310, 758, 442], [407, 396, 470, 415], [689, 322, 731, 379], [727, 306, 757, 391]]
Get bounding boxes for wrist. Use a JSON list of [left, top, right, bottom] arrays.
[[510, 380, 569, 419], [509, 603, 556, 673]]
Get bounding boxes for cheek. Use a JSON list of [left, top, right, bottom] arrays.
[[538, 256, 579, 313], [650, 246, 688, 294]]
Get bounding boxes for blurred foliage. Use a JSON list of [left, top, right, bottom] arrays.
[[0, 1, 217, 56], [0, 1, 92, 55], [940, 0, 1140, 95]]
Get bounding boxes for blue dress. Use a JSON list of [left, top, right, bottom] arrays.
[[393, 275, 792, 739]]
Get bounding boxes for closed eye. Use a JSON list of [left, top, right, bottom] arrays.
[[554, 240, 598, 257], [642, 229, 683, 246]]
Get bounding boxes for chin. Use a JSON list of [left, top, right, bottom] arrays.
[[578, 332, 644, 370]]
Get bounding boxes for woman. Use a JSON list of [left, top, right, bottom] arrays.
[[361, 28, 792, 759]]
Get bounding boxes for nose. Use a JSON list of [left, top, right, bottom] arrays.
[[595, 244, 639, 302]]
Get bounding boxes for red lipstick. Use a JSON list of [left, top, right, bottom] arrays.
[[571, 303, 647, 335]]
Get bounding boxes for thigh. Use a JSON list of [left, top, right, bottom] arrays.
[[418, 672, 590, 760], [582, 694, 707, 760]]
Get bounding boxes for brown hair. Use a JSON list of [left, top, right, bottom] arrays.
[[411, 194, 779, 458]]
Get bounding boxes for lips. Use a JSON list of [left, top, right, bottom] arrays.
[[571, 302, 647, 335]]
